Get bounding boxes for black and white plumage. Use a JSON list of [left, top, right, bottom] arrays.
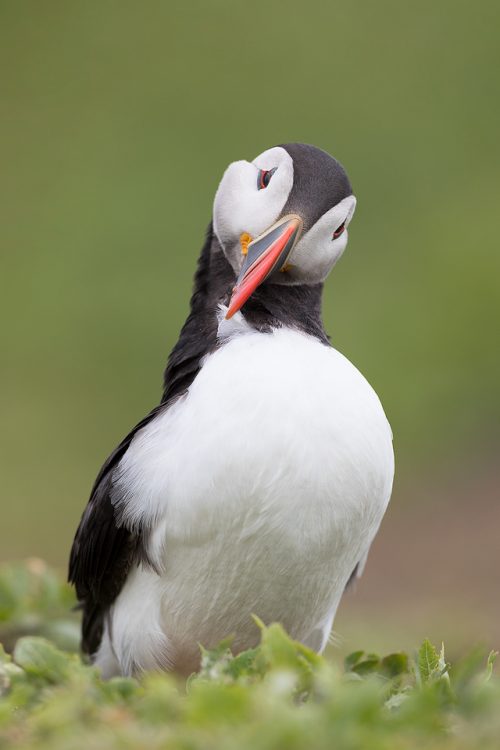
[[69, 143, 394, 676]]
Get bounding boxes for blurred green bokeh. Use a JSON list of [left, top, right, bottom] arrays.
[[1, 2, 499, 651]]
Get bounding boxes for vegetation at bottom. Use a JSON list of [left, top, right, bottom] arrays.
[[0, 561, 498, 750]]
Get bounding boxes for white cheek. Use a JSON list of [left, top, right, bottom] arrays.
[[286, 196, 356, 283], [213, 147, 293, 266]]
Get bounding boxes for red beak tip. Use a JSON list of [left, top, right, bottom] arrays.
[[224, 217, 301, 320]]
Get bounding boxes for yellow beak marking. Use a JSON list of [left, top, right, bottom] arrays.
[[239, 232, 252, 256]]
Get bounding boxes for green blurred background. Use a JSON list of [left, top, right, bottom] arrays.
[[1, 1, 499, 656]]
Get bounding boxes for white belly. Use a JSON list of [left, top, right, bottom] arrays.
[[98, 318, 394, 676]]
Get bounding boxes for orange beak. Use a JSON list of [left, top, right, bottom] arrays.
[[226, 215, 302, 319]]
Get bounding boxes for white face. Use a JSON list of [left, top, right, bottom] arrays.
[[286, 195, 356, 283], [213, 146, 356, 284]]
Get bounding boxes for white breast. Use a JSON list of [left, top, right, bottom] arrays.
[[99, 313, 394, 676]]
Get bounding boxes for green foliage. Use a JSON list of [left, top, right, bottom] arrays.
[[0, 563, 499, 749], [0, 560, 80, 654]]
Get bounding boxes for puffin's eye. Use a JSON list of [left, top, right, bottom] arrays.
[[332, 222, 346, 240], [257, 167, 277, 190]]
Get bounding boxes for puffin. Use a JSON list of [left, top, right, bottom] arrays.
[[69, 143, 394, 677]]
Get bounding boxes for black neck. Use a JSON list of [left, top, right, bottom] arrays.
[[241, 281, 329, 344], [161, 224, 329, 404]]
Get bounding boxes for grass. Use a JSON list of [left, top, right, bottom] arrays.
[[0, 561, 498, 749]]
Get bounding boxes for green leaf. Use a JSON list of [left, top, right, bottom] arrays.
[[255, 621, 322, 695], [418, 639, 440, 684], [351, 655, 381, 676], [13, 637, 73, 684], [344, 650, 365, 672], [380, 652, 410, 678]]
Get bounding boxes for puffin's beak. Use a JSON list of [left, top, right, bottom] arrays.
[[225, 214, 303, 319]]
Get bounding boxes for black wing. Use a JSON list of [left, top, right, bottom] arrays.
[[68, 224, 234, 655], [68, 405, 164, 654]]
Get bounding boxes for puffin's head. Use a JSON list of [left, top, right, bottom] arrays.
[[213, 143, 356, 318]]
